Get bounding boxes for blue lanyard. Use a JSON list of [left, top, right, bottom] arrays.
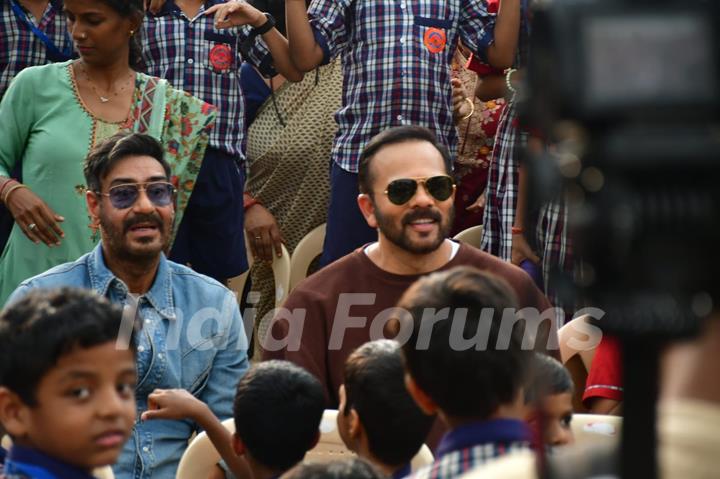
[[3, 459, 59, 479], [10, 0, 74, 62]]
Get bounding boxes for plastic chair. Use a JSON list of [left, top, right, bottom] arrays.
[[289, 223, 326, 292], [452, 225, 484, 248], [175, 410, 434, 478], [227, 232, 291, 309], [1, 435, 115, 479]]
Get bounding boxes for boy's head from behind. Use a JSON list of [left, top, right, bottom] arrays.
[[338, 340, 434, 471], [0, 288, 137, 471], [398, 266, 532, 423], [233, 360, 325, 473], [281, 458, 385, 479]]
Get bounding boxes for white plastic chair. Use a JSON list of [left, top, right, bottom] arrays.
[[452, 225, 484, 248], [289, 223, 326, 292], [227, 232, 291, 309]]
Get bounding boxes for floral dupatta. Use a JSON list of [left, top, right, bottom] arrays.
[[125, 74, 217, 243]]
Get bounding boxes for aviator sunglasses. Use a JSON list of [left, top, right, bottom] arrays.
[[98, 181, 176, 209], [383, 175, 456, 205]]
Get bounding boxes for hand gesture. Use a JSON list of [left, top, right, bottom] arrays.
[[511, 232, 540, 266], [5, 186, 64, 246], [245, 203, 284, 261], [452, 78, 472, 120], [141, 388, 207, 422], [205, 1, 265, 30]]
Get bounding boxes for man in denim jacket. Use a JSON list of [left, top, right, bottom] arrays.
[[7, 132, 249, 479]]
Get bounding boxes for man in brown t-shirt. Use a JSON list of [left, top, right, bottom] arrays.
[[262, 126, 554, 406]]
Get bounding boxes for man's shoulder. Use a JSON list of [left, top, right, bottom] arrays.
[[166, 260, 234, 300], [453, 243, 530, 282], [16, 254, 92, 290]]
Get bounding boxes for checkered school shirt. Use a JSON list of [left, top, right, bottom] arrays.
[[0, 0, 72, 98], [308, 0, 496, 173], [140, 0, 271, 158]]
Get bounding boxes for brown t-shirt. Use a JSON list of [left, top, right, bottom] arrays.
[[262, 243, 552, 406]]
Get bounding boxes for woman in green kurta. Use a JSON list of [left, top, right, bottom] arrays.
[[0, 0, 215, 305]]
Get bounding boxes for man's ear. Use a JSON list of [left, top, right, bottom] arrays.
[[357, 194, 378, 229], [86, 189, 101, 225], [404, 373, 438, 415], [0, 387, 31, 439], [232, 433, 246, 456]]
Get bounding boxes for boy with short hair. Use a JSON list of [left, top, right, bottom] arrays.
[[398, 266, 533, 478], [0, 288, 137, 479], [337, 340, 434, 478], [143, 360, 325, 479]]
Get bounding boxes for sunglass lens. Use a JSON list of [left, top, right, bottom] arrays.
[[109, 185, 138, 209], [426, 176, 454, 201], [387, 179, 418, 205], [147, 183, 173, 206]]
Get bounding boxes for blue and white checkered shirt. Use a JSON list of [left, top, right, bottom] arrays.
[[308, 0, 496, 173], [140, 0, 271, 159]]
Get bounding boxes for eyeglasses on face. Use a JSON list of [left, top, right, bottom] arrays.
[[98, 181, 176, 209], [383, 175, 456, 205]]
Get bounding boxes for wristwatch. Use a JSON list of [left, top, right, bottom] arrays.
[[253, 13, 276, 35]]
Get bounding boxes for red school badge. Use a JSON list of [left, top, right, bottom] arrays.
[[209, 44, 232, 72], [423, 27, 447, 54]]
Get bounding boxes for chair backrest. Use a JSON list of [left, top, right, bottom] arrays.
[[227, 232, 291, 309], [452, 225, 484, 248], [570, 414, 622, 447], [289, 223, 326, 292], [1, 436, 115, 479], [175, 410, 433, 478]]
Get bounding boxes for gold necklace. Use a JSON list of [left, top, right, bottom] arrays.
[[79, 62, 134, 103]]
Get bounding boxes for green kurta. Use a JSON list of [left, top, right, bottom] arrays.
[[0, 61, 216, 305]]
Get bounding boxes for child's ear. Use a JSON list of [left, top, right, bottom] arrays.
[[348, 408, 363, 439], [404, 373, 439, 415], [0, 387, 31, 438]]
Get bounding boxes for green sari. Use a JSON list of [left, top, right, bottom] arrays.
[[0, 61, 216, 305]]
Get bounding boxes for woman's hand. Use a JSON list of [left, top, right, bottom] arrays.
[[245, 203, 284, 261], [465, 191, 486, 213], [511, 233, 540, 266], [5, 187, 64, 246], [205, 1, 266, 30], [451, 78, 472, 120]]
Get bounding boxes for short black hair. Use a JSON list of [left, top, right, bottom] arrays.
[[0, 288, 135, 406], [281, 458, 385, 479], [234, 360, 325, 471], [84, 132, 170, 193], [357, 126, 453, 195], [343, 340, 434, 467], [524, 353, 574, 404], [398, 266, 532, 419]]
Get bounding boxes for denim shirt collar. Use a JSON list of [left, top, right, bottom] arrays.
[[436, 419, 531, 458], [87, 244, 176, 320], [5, 445, 96, 479]]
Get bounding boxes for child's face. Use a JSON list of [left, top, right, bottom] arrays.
[[14, 342, 137, 470]]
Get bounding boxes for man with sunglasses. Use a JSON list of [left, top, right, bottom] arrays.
[[7, 132, 249, 479], [263, 126, 552, 408]]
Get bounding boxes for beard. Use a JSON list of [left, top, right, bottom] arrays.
[[98, 210, 170, 263], [375, 204, 454, 254]]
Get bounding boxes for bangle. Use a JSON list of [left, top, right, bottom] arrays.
[[460, 98, 475, 121], [505, 68, 517, 95], [3, 183, 28, 204], [252, 13, 276, 35], [0, 179, 17, 199], [511, 226, 524, 235], [243, 195, 261, 211]]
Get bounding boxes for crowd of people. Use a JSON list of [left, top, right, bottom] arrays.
[[1, 0, 714, 479]]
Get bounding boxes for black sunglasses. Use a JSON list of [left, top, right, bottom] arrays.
[[99, 181, 176, 209], [383, 175, 456, 205]]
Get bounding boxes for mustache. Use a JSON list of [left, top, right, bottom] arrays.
[[402, 208, 442, 226], [123, 213, 164, 233]]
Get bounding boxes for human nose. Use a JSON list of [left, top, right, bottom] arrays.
[[97, 386, 131, 418], [132, 186, 155, 212], [409, 180, 435, 207]]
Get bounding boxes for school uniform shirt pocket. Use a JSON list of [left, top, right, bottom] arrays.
[[414, 16, 453, 56]]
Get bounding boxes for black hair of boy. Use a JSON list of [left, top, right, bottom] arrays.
[[343, 339, 434, 466], [281, 457, 385, 479], [233, 360, 325, 471], [399, 266, 532, 419], [524, 353, 574, 404], [0, 287, 134, 406]]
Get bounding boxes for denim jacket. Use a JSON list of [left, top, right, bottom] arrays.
[[9, 244, 250, 479]]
